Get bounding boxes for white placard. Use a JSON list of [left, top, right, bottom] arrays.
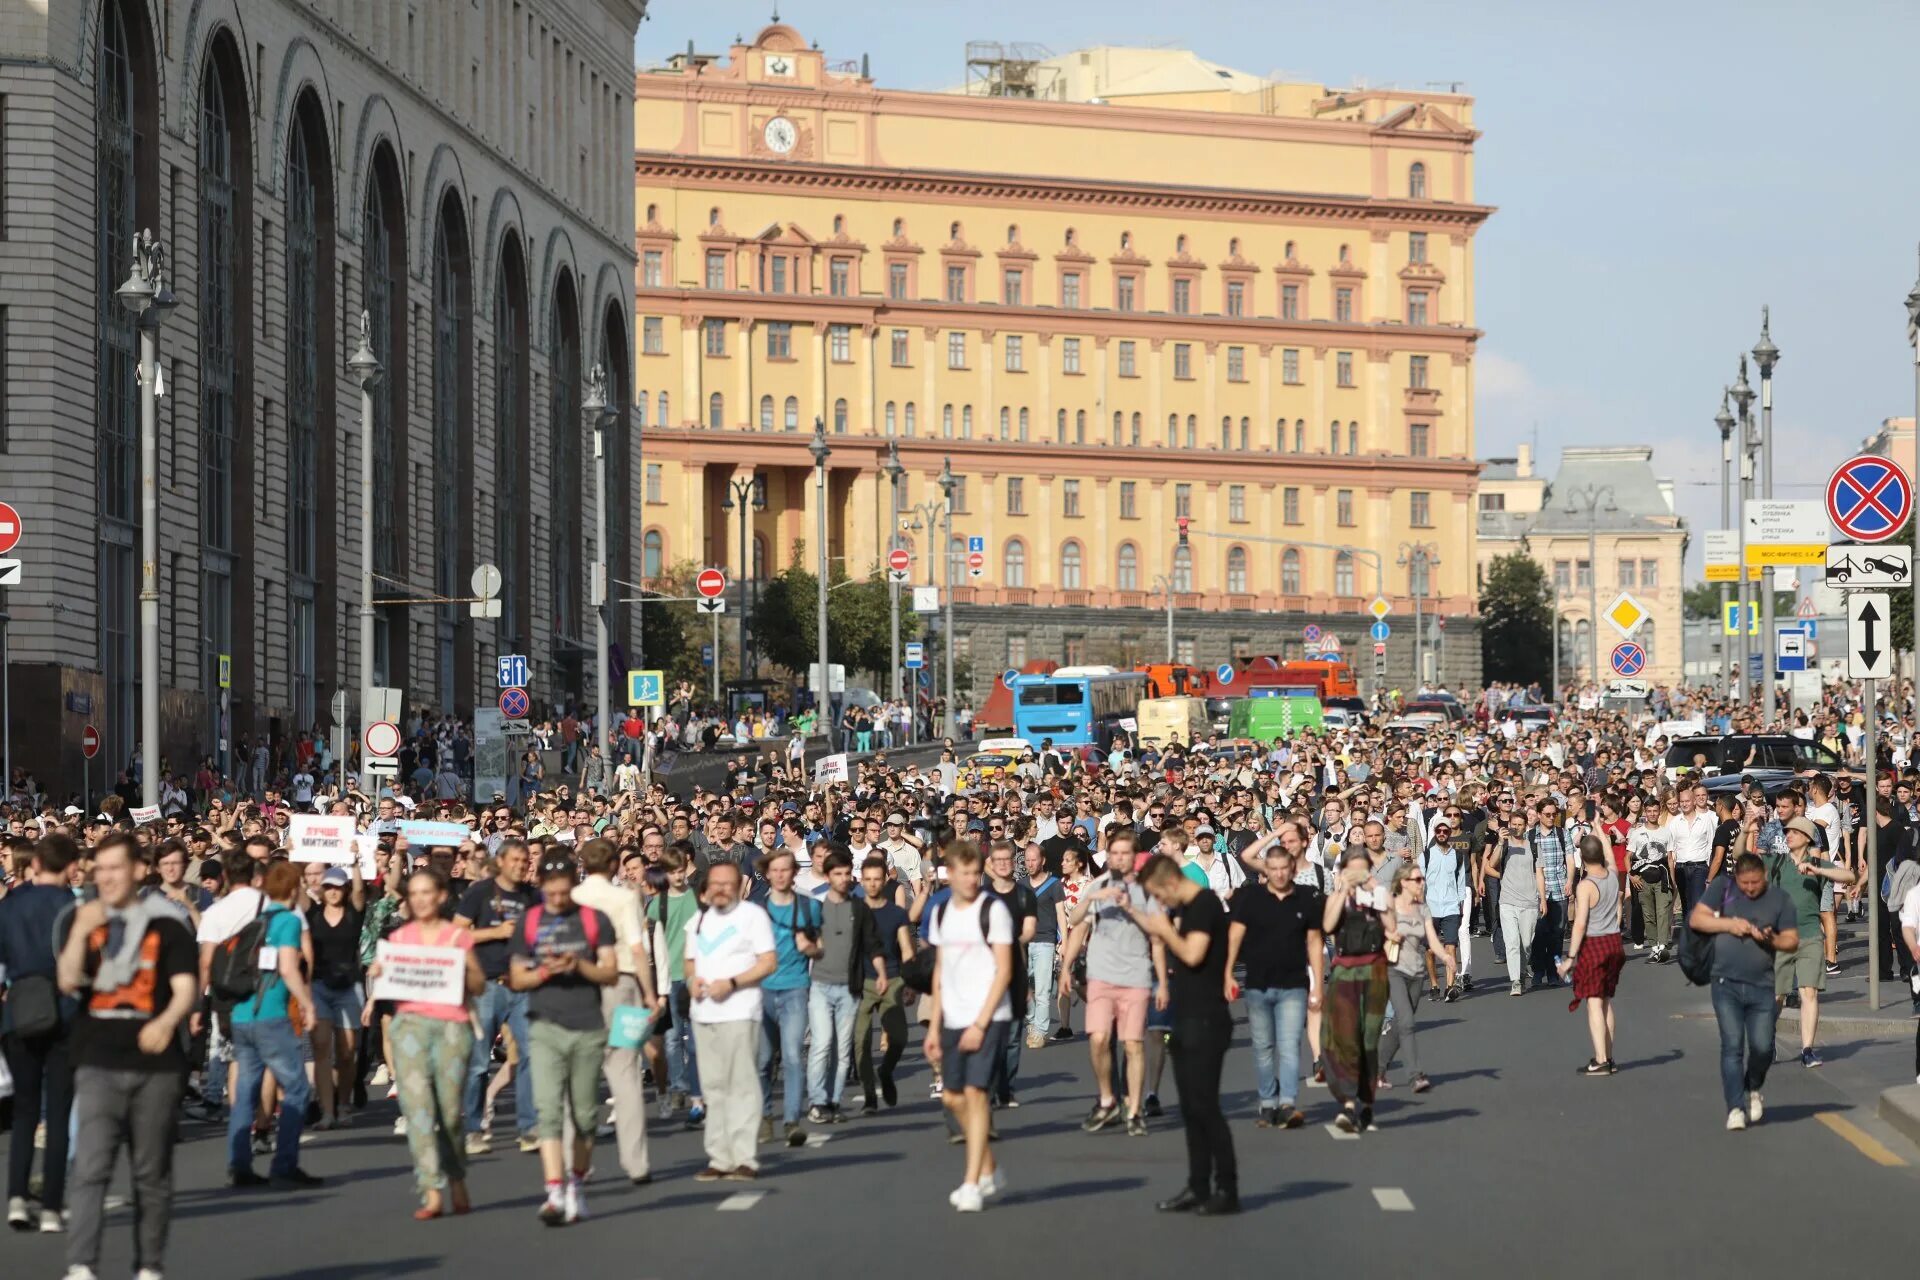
[[355, 833, 382, 880], [1743, 499, 1830, 547], [912, 586, 940, 613], [129, 805, 160, 826], [812, 752, 849, 785], [371, 941, 467, 1006], [289, 814, 357, 864]]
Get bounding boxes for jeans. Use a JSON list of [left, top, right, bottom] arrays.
[[1711, 977, 1778, 1112], [228, 1018, 308, 1177], [1677, 863, 1710, 925], [665, 979, 701, 1097], [1170, 1013, 1237, 1198], [1499, 902, 1540, 984], [1379, 970, 1425, 1076], [3, 1031, 72, 1210], [758, 986, 811, 1124], [66, 1067, 181, 1276], [1242, 987, 1308, 1107], [1025, 942, 1058, 1038], [464, 982, 537, 1136], [1532, 897, 1567, 982], [806, 982, 858, 1108]]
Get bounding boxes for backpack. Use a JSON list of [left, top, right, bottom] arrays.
[[209, 899, 271, 1003], [1678, 876, 1737, 986], [520, 904, 601, 953], [1883, 857, 1920, 912]]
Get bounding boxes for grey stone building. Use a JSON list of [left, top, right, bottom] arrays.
[[0, 0, 646, 796]]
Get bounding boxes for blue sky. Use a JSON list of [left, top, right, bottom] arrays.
[[638, 1, 1920, 574]]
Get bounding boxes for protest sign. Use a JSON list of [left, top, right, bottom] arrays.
[[397, 819, 469, 847], [371, 941, 467, 1006], [289, 814, 357, 864], [812, 753, 849, 786]]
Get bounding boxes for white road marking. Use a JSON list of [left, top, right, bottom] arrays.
[[1323, 1123, 1359, 1141], [805, 1132, 832, 1148], [717, 1190, 766, 1211], [1373, 1187, 1415, 1211]]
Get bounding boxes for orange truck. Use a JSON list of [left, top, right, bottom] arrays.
[[1226, 656, 1357, 699]]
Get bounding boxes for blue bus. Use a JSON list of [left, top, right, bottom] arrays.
[[1011, 667, 1148, 748]]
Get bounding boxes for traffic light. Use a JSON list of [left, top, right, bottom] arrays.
[[1176, 516, 1190, 548]]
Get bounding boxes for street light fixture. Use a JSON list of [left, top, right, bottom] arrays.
[[115, 229, 176, 808], [937, 457, 959, 737], [1715, 390, 1736, 692], [1751, 310, 1781, 721], [345, 310, 383, 792], [719, 474, 765, 683], [809, 419, 833, 747], [582, 363, 616, 763], [1560, 485, 1617, 691]]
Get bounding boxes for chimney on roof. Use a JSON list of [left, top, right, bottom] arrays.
[[1658, 479, 1675, 515], [1516, 442, 1533, 478]]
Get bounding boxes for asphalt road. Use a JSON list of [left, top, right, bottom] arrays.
[[12, 922, 1918, 1280]]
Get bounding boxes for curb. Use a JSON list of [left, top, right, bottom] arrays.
[[1877, 1084, 1920, 1151]]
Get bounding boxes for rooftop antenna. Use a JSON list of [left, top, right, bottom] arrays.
[[771, 4, 780, 21]]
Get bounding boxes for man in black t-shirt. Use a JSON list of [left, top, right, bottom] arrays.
[[55, 832, 197, 1279], [452, 839, 540, 1152], [1131, 854, 1237, 1216], [1224, 841, 1324, 1128], [983, 841, 1037, 1107], [855, 855, 914, 1112]]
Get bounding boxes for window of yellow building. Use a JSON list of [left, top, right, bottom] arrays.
[[1229, 485, 1246, 522], [1174, 343, 1192, 379], [1003, 268, 1023, 305], [705, 251, 725, 290], [1411, 492, 1432, 527], [947, 332, 967, 369], [1226, 279, 1245, 317], [1062, 337, 1081, 374], [1282, 348, 1300, 384], [1410, 354, 1429, 388], [1172, 277, 1192, 315], [1408, 290, 1430, 327], [1336, 490, 1354, 526], [767, 323, 792, 360], [643, 250, 662, 288], [1116, 275, 1136, 312], [1283, 487, 1301, 524], [1007, 477, 1024, 514], [1063, 479, 1081, 517], [1117, 340, 1136, 377], [1005, 334, 1024, 372], [1336, 352, 1354, 387], [1282, 284, 1301, 321], [1061, 271, 1082, 309], [1335, 287, 1354, 323], [642, 316, 663, 355], [1120, 481, 1137, 519], [703, 319, 725, 357], [829, 324, 851, 362], [890, 329, 909, 366], [1227, 346, 1245, 382], [1174, 484, 1192, 518]]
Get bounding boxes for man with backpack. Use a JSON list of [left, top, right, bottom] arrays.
[[752, 848, 819, 1147], [219, 861, 322, 1190], [924, 841, 1014, 1212], [507, 851, 618, 1226], [804, 847, 884, 1124], [0, 832, 80, 1232]]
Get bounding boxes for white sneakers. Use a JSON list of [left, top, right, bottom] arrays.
[[135, 1269, 165, 1280], [6, 1195, 29, 1229], [949, 1182, 984, 1212], [1726, 1108, 1747, 1131], [564, 1177, 589, 1224], [979, 1168, 1004, 1200], [41, 1208, 65, 1233], [63, 1267, 97, 1280], [1746, 1092, 1764, 1124]]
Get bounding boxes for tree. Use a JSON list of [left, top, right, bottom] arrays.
[[754, 540, 921, 683], [1479, 553, 1552, 687], [636, 559, 703, 686], [1683, 581, 1793, 621]]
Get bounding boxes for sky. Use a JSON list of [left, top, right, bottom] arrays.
[[637, 0, 1920, 576]]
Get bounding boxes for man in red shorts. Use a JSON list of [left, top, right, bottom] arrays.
[[1061, 830, 1167, 1136]]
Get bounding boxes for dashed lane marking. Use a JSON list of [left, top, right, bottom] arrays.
[[1816, 1113, 1908, 1168], [1323, 1123, 1359, 1141], [717, 1190, 767, 1211], [806, 1132, 832, 1148], [1373, 1187, 1415, 1211]]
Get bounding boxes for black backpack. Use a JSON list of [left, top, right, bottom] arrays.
[[209, 900, 271, 1003]]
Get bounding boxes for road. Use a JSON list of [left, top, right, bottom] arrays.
[[14, 926, 1917, 1279]]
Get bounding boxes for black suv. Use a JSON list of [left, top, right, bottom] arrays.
[[1662, 734, 1849, 778]]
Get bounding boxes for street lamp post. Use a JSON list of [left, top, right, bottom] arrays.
[[882, 441, 905, 709], [1715, 391, 1735, 692], [1752, 310, 1780, 721], [1397, 542, 1440, 689], [901, 491, 948, 745], [1905, 247, 1920, 681], [346, 311, 383, 792], [719, 475, 764, 685], [1150, 575, 1176, 662], [1731, 357, 1756, 708], [1560, 484, 1617, 694], [583, 365, 615, 762], [809, 420, 833, 750], [115, 229, 177, 808], [937, 458, 959, 738]]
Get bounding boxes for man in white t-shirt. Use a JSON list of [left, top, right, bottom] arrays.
[[881, 813, 924, 885], [926, 842, 1013, 1214], [1900, 881, 1920, 1044], [685, 862, 776, 1181]]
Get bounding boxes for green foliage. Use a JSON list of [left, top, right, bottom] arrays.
[[637, 560, 703, 686], [754, 540, 921, 682], [1478, 553, 1552, 687], [1682, 581, 1793, 621]]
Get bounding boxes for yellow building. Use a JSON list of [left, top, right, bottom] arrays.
[[631, 25, 1492, 687]]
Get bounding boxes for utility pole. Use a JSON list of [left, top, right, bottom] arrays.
[[938, 458, 959, 738], [882, 441, 904, 709], [1731, 357, 1756, 708], [1398, 542, 1440, 689], [720, 475, 763, 686], [347, 312, 383, 792], [115, 229, 176, 807], [1753, 310, 1780, 723], [1715, 392, 1735, 695], [1906, 247, 1920, 683], [1560, 485, 1616, 695], [809, 420, 833, 750], [583, 364, 614, 763]]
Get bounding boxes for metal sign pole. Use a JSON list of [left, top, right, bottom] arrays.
[[710, 608, 720, 704], [1867, 675, 1880, 1014]]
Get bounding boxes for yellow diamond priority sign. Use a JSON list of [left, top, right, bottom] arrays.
[[1368, 597, 1391, 621], [1604, 591, 1648, 638]]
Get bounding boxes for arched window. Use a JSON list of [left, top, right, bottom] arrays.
[[1283, 239, 1296, 260], [657, 390, 669, 425], [1007, 223, 1019, 244], [961, 405, 973, 438], [1349, 423, 1359, 454], [1329, 421, 1341, 454], [549, 269, 582, 658], [1228, 237, 1240, 257], [891, 217, 904, 236], [1281, 548, 1302, 593], [1117, 543, 1139, 590], [833, 397, 848, 433], [1338, 244, 1351, 265], [1119, 230, 1131, 250], [1060, 540, 1084, 589], [999, 407, 1011, 440], [364, 146, 408, 684], [1113, 411, 1123, 444], [1226, 546, 1249, 593], [1221, 416, 1231, 450], [285, 90, 334, 730], [495, 233, 530, 657], [1003, 539, 1027, 587], [643, 530, 664, 580], [1018, 408, 1029, 440], [760, 394, 775, 431], [949, 220, 962, 240], [1294, 420, 1305, 452], [885, 401, 897, 435], [1074, 410, 1086, 443], [1184, 415, 1196, 448], [1130, 412, 1142, 445], [647, 203, 657, 223], [1057, 408, 1068, 443], [1173, 544, 1194, 592], [943, 404, 955, 438], [832, 213, 844, 234], [1175, 233, 1188, 255], [709, 391, 725, 430], [709, 206, 722, 226], [1064, 227, 1077, 247], [784, 395, 799, 431], [1409, 162, 1427, 199], [431, 194, 473, 710], [1239, 417, 1250, 450], [1167, 414, 1179, 448], [904, 403, 917, 436], [1275, 419, 1287, 452], [1334, 550, 1355, 596]]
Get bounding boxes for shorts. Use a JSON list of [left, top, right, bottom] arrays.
[[1819, 881, 1834, 913], [1084, 978, 1150, 1042], [1568, 932, 1624, 1005], [1147, 990, 1174, 1033], [1432, 914, 1462, 948], [939, 1021, 1011, 1093], [309, 981, 365, 1030], [1775, 941, 1827, 996]]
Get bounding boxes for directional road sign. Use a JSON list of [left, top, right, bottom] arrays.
[[497, 688, 530, 720], [1215, 663, 1236, 686], [497, 654, 529, 688], [967, 550, 985, 579], [0, 560, 18, 587], [904, 642, 925, 669], [696, 568, 727, 599], [1825, 542, 1911, 588], [1609, 641, 1646, 677], [696, 597, 727, 615], [967, 535, 985, 554], [81, 724, 100, 759], [1368, 597, 1391, 621], [1370, 621, 1391, 642], [1603, 592, 1649, 637], [364, 721, 402, 757], [1847, 592, 1893, 680], [1002, 669, 1020, 687], [627, 669, 665, 708], [1827, 455, 1912, 544], [1743, 498, 1831, 566], [0, 501, 20, 556]]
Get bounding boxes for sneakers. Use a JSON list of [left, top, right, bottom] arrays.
[[1509, 982, 1523, 997], [757, 1117, 775, 1145], [1411, 1073, 1432, 1094], [1126, 1112, 1148, 1138], [807, 1105, 831, 1124], [39, 1208, 66, 1233], [464, 1132, 491, 1157], [1726, 1108, 1747, 1131], [6, 1196, 29, 1230], [693, 1166, 727, 1182], [538, 1184, 567, 1226], [978, 1168, 1004, 1199], [929, 1079, 944, 1099], [861, 1097, 880, 1117], [1049, 1026, 1073, 1043], [517, 1133, 541, 1153], [1255, 1107, 1278, 1128], [1082, 1100, 1121, 1133], [250, 1129, 273, 1157], [1800, 1048, 1823, 1069], [685, 1103, 707, 1129], [949, 1182, 984, 1212], [1746, 1092, 1764, 1124], [880, 1076, 898, 1107], [134, 1269, 164, 1280], [369, 1064, 391, 1088], [1824, 962, 1841, 977], [722, 1166, 758, 1182], [392, 1116, 408, 1137], [1025, 1031, 1047, 1050], [1000, 1092, 1020, 1109], [63, 1268, 98, 1280], [1281, 1107, 1306, 1129], [268, 1168, 325, 1191], [1142, 1093, 1164, 1118], [786, 1122, 806, 1147], [564, 1177, 588, 1224]]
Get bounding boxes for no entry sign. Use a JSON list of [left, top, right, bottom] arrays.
[[696, 568, 727, 599], [888, 548, 911, 573], [0, 501, 20, 556], [81, 724, 100, 759], [1826, 455, 1912, 544]]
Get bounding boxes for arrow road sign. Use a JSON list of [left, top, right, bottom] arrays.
[[696, 597, 727, 615], [1827, 455, 1912, 544], [1847, 591, 1893, 679], [497, 654, 529, 688], [0, 559, 19, 586], [1825, 542, 1911, 589], [1370, 620, 1391, 642], [1215, 663, 1236, 686]]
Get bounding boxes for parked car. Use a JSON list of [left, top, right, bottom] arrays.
[[1663, 734, 1851, 781]]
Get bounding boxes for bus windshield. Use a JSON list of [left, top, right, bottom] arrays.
[[1017, 683, 1084, 706]]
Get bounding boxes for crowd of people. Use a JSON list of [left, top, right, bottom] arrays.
[[2, 675, 1920, 1276]]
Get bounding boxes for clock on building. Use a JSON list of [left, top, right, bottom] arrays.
[[763, 116, 797, 154]]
